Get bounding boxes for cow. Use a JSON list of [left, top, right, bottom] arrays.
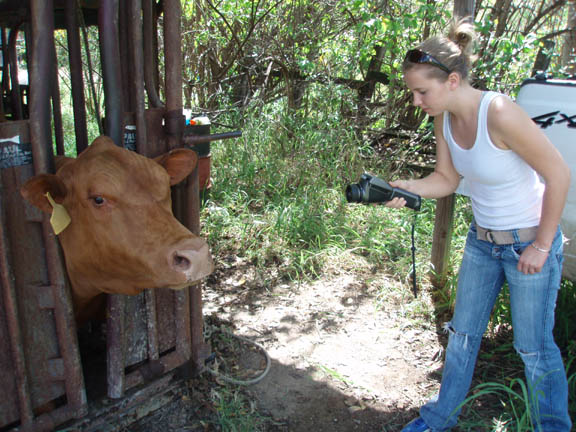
[[20, 136, 214, 324]]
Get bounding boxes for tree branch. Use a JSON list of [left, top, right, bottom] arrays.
[[523, 0, 567, 35]]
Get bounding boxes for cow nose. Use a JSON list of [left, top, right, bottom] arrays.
[[169, 238, 213, 281], [172, 252, 192, 271]]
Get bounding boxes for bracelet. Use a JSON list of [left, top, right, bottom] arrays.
[[531, 243, 550, 253]]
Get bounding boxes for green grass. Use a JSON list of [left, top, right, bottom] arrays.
[[209, 386, 270, 431], [457, 379, 538, 431]]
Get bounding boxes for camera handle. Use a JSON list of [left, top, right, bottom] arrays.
[[389, 186, 421, 211]]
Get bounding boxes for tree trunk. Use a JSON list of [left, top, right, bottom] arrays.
[[453, 0, 476, 20], [532, 39, 555, 75], [357, 45, 385, 122], [494, 0, 513, 38]]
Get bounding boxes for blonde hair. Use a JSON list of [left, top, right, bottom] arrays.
[[403, 18, 478, 81]]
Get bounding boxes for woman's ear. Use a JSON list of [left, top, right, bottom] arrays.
[[447, 72, 461, 90]]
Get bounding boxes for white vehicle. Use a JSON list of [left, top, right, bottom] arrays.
[[516, 77, 576, 280]]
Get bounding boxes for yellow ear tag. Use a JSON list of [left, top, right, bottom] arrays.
[[44, 192, 71, 235]]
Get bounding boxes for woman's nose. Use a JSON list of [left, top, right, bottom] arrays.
[[413, 94, 422, 106]]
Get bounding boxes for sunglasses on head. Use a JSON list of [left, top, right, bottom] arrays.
[[405, 49, 451, 74]]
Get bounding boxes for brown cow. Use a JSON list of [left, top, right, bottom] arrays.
[[20, 136, 213, 324]]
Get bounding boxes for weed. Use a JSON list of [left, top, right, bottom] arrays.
[[210, 386, 269, 431]]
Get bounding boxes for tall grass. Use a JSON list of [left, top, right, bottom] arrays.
[[204, 86, 471, 283], [204, 88, 399, 279]]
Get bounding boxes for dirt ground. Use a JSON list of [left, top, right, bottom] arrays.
[[201, 254, 444, 432], [126, 252, 508, 431]]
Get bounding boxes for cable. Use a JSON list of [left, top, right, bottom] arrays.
[[411, 212, 418, 297], [202, 325, 272, 386]]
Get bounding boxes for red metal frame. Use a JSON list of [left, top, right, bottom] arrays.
[[0, 0, 210, 430]]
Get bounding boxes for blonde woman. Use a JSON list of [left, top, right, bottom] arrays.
[[391, 19, 572, 432]]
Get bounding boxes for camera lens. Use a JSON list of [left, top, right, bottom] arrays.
[[345, 184, 362, 202]]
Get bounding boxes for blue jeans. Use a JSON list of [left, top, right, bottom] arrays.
[[420, 223, 572, 431]]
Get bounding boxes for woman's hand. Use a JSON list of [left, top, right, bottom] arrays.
[[517, 244, 549, 274], [384, 180, 411, 209]]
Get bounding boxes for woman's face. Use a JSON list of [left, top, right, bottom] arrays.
[[403, 66, 451, 116]]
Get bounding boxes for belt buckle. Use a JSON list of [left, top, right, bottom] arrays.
[[485, 230, 495, 243]]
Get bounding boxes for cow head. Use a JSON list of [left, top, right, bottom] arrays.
[[21, 136, 214, 319]]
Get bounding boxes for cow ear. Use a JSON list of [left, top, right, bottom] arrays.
[[154, 149, 198, 185], [20, 174, 68, 214]]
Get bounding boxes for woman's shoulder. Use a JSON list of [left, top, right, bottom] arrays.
[[487, 92, 528, 129], [486, 91, 513, 112], [486, 91, 544, 149]]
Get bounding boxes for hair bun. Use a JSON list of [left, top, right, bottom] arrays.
[[447, 18, 476, 56]]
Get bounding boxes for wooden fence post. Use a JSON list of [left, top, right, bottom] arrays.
[[430, 194, 455, 288]]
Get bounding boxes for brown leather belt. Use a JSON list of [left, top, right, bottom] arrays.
[[476, 225, 538, 245]]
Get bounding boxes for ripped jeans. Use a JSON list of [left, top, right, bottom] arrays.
[[420, 223, 572, 431]]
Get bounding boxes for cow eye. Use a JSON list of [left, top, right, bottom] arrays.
[[90, 196, 106, 206]]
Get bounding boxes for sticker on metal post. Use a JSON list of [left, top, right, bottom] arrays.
[[0, 135, 33, 168], [124, 125, 137, 152]]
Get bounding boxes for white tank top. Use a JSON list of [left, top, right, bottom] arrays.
[[443, 91, 544, 230]]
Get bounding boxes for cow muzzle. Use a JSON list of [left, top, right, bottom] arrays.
[[169, 238, 214, 285]]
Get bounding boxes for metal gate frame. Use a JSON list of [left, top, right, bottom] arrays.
[[0, 1, 210, 430]]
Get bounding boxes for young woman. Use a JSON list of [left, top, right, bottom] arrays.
[[389, 20, 572, 432]]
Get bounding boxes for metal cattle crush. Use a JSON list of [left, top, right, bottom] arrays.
[[0, 1, 210, 430]]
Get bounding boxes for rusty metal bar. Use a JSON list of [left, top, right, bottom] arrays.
[[98, 0, 123, 146], [183, 130, 242, 145], [163, 0, 184, 150], [152, 3, 161, 101], [29, 0, 55, 174], [0, 30, 5, 121], [163, 0, 187, 271], [8, 26, 23, 120], [144, 107, 167, 156], [1, 28, 9, 99], [187, 165, 211, 369], [0, 178, 34, 428], [119, 0, 133, 111], [30, 0, 87, 417], [51, 51, 65, 156], [130, 0, 147, 154], [142, 0, 163, 108], [160, 0, 210, 370], [107, 294, 126, 398], [48, 277, 87, 416], [189, 283, 208, 369], [0, 84, 4, 120], [64, 0, 88, 154]]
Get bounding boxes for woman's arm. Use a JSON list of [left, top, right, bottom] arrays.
[[489, 96, 570, 273], [387, 114, 461, 207]]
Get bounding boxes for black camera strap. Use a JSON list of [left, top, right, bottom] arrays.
[[410, 212, 418, 297]]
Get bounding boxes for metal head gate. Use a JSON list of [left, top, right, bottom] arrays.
[[0, 1, 210, 430]]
